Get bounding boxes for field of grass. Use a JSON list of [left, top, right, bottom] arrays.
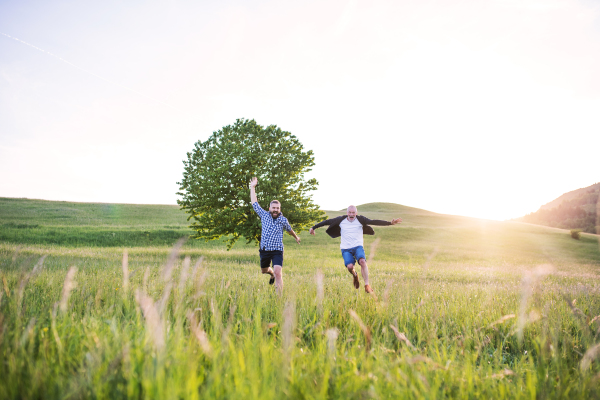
[[1, 197, 600, 399]]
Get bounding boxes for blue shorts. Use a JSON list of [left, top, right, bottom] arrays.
[[259, 249, 283, 269], [341, 246, 366, 266]]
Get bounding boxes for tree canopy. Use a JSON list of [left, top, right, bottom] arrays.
[[177, 119, 325, 249]]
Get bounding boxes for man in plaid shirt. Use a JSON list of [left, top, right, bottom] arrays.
[[250, 177, 300, 294]]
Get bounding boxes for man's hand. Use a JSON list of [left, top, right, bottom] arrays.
[[309, 228, 315, 236], [250, 177, 258, 203], [391, 218, 402, 225], [295, 236, 301, 244]]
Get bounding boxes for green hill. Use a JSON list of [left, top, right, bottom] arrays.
[[517, 183, 599, 233], [1, 197, 598, 265]]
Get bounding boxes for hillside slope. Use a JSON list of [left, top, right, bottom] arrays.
[[540, 182, 600, 211], [517, 183, 599, 233], [1, 197, 599, 266]]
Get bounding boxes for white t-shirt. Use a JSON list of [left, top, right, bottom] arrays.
[[339, 217, 364, 249]]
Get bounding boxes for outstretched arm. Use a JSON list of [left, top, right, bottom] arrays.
[[250, 177, 258, 204], [360, 216, 403, 226], [309, 216, 341, 235]]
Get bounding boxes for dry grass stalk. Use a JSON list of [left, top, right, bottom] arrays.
[[487, 314, 516, 330], [221, 304, 237, 344], [563, 295, 585, 318], [142, 267, 150, 293], [0, 313, 4, 346], [31, 255, 47, 275], [17, 273, 31, 312], [283, 301, 296, 357], [383, 279, 394, 305], [413, 299, 425, 314], [512, 310, 542, 336], [187, 311, 212, 356], [590, 315, 600, 326], [122, 251, 129, 293], [325, 328, 339, 358], [20, 317, 36, 347], [191, 256, 204, 281], [348, 309, 371, 351], [11, 246, 21, 263], [368, 238, 381, 263], [407, 355, 444, 369], [3, 276, 10, 298], [581, 342, 600, 372], [162, 237, 186, 281], [315, 269, 324, 309], [517, 264, 553, 340], [176, 256, 192, 312], [179, 256, 191, 292], [59, 267, 77, 313], [389, 324, 416, 350], [490, 369, 515, 379], [194, 268, 209, 299], [51, 303, 62, 351], [135, 290, 165, 350]]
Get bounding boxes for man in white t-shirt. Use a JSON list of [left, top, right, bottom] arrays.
[[309, 205, 402, 293]]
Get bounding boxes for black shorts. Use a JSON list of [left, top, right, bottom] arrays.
[[259, 249, 284, 269]]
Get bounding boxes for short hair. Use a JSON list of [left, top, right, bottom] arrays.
[[270, 200, 280, 206]]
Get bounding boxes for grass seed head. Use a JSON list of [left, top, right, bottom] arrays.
[[283, 301, 296, 356], [187, 311, 212, 356], [390, 324, 415, 350], [581, 343, 600, 372], [349, 309, 371, 351], [326, 328, 339, 357], [315, 269, 324, 307], [31, 255, 47, 275], [59, 267, 77, 313], [122, 251, 129, 292], [135, 290, 165, 351]]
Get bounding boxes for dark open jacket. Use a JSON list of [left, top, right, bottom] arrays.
[[311, 215, 392, 238]]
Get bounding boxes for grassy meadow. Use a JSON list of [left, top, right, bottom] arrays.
[[1, 197, 600, 399]]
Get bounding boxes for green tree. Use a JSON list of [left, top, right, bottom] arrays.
[[177, 118, 325, 249]]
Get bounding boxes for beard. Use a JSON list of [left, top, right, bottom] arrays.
[[270, 211, 280, 218]]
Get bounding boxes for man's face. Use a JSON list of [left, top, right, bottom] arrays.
[[269, 202, 281, 218], [347, 206, 357, 221]]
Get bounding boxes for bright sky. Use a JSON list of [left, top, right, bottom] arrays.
[[1, 0, 599, 221]]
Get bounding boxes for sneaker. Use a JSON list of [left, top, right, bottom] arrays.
[[365, 284, 374, 294], [351, 270, 360, 289], [269, 275, 275, 285]]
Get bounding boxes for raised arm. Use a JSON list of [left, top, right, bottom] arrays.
[[250, 177, 258, 204]]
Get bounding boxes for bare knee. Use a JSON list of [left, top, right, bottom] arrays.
[[346, 264, 355, 271], [274, 265, 283, 277], [358, 259, 367, 268]]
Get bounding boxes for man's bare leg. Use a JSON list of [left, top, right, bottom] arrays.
[[346, 264, 360, 289], [273, 265, 283, 295], [358, 258, 373, 293], [261, 267, 275, 284]]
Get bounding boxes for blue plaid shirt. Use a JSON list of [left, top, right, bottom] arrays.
[[253, 202, 292, 251]]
